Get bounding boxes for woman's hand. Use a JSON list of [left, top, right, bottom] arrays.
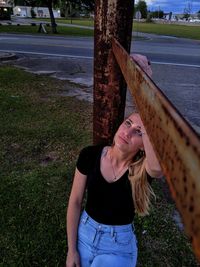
[[66, 250, 81, 267], [131, 54, 153, 77]]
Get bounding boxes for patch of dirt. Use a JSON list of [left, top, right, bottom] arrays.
[[40, 151, 60, 166]]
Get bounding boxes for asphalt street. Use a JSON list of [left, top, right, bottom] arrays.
[[0, 33, 200, 66], [0, 32, 199, 132]]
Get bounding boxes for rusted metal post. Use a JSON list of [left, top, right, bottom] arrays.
[[93, 0, 134, 144], [112, 38, 200, 261]]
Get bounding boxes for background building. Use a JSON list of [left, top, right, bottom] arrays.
[[0, 0, 12, 19]]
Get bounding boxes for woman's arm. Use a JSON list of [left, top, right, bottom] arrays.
[[137, 116, 163, 178], [141, 129, 163, 178], [66, 168, 87, 267], [131, 54, 162, 178]]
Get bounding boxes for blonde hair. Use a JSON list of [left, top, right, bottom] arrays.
[[128, 153, 156, 216]]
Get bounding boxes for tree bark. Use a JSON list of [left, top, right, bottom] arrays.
[[47, 0, 57, 34]]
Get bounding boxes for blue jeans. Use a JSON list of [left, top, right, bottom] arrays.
[[77, 210, 138, 267]]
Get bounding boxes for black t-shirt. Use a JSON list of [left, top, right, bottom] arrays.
[[76, 145, 135, 225]]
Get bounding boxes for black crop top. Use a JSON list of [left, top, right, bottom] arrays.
[[76, 145, 135, 225]]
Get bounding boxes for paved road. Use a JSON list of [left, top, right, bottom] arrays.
[[0, 33, 199, 130], [0, 33, 200, 67], [132, 33, 200, 67]]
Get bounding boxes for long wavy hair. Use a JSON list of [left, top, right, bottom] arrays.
[[128, 151, 156, 216]]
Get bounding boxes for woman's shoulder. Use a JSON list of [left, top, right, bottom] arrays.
[[79, 144, 105, 156], [77, 144, 105, 175]]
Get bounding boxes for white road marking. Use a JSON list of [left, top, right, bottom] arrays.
[[0, 37, 20, 40], [0, 49, 200, 68], [151, 61, 200, 68], [0, 49, 93, 59]]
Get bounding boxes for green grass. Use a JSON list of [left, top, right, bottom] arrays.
[[0, 66, 92, 266], [34, 18, 200, 40], [1, 19, 200, 39], [0, 24, 94, 36], [134, 180, 199, 266], [0, 66, 199, 266], [33, 17, 94, 27], [133, 22, 200, 40]]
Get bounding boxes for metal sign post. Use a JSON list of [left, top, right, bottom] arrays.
[[112, 38, 200, 261], [93, 0, 134, 144]]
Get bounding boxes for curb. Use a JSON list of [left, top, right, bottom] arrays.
[[0, 52, 17, 61]]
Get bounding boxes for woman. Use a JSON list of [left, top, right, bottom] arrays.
[[66, 112, 163, 267]]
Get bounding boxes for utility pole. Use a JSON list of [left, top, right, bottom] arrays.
[[93, 0, 134, 144]]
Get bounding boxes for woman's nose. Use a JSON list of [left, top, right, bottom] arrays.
[[124, 126, 139, 138], [124, 128, 132, 138]]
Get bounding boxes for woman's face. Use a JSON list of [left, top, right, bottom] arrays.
[[114, 113, 144, 155]]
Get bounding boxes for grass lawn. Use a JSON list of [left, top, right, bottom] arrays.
[[0, 66, 92, 266], [1, 19, 200, 40], [0, 66, 199, 266], [133, 22, 200, 40], [0, 24, 94, 36], [33, 17, 94, 27]]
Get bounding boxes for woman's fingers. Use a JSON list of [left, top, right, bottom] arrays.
[[131, 54, 153, 77]]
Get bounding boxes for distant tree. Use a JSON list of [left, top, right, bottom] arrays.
[[7, 0, 14, 6], [183, 2, 192, 20], [168, 11, 172, 20], [151, 10, 164, 19], [25, 0, 38, 7], [82, 0, 94, 11], [60, 0, 94, 18], [25, 0, 59, 33], [135, 0, 147, 19], [146, 11, 153, 22], [183, 10, 190, 20], [61, 0, 80, 18], [30, 7, 36, 17], [13, 0, 58, 31], [197, 10, 200, 19], [14, 0, 26, 5]]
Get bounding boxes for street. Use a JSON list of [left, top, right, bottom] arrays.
[[0, 33, 200, 130], [0, 33, 200, 66]]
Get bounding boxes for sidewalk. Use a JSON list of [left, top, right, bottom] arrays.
[[1, 51, 199, 135], [0, 52, 17, 61]]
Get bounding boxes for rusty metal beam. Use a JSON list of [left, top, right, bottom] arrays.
[[112, 37, 200, 261], [93, 0, 134, 145]]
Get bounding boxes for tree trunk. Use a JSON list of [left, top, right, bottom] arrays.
[[48, 1, 57, 34]]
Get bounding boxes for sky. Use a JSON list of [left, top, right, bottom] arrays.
[[137, 0, 200, 14]]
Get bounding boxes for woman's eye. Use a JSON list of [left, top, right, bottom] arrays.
[[124, 120, 131, 127], [135, 129, 142, 136]]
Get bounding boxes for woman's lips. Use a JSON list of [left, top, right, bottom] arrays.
[[118, 135, 128, 144]]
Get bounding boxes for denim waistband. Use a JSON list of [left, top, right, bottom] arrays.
[[80, 210, 134, 233]]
